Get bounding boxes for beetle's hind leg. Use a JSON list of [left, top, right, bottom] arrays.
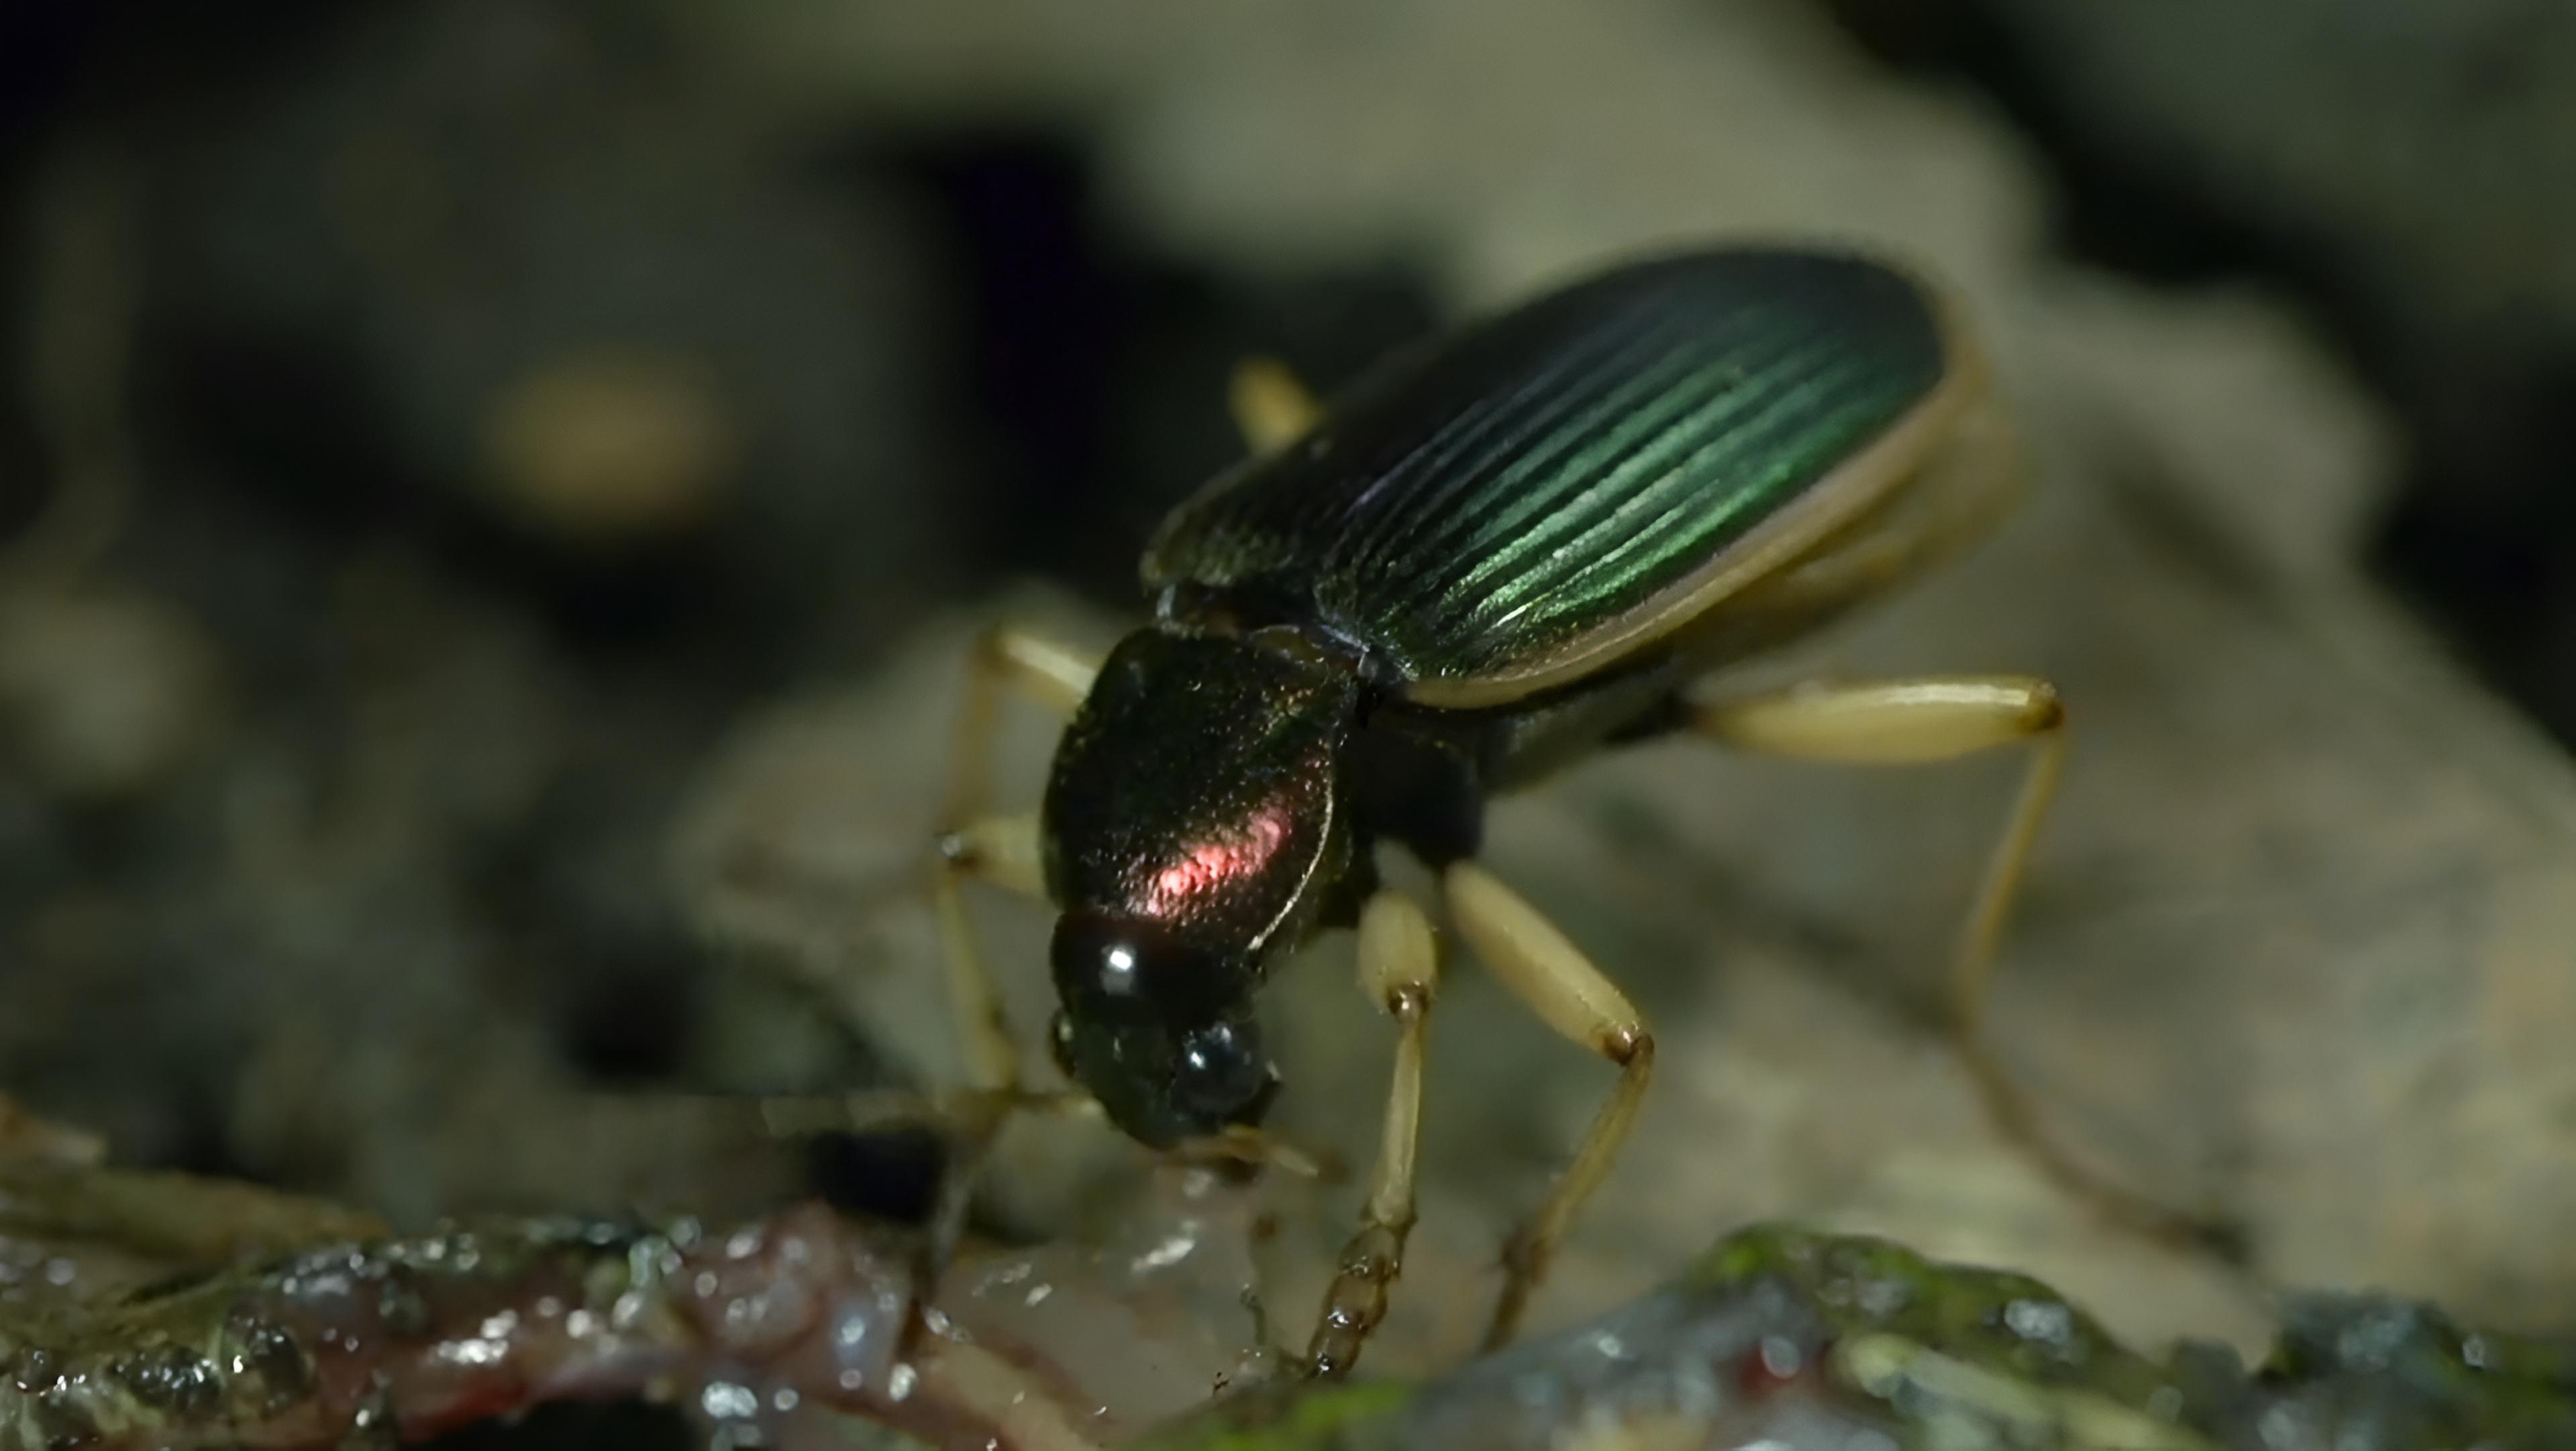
[[1688, 675, 2230, 1251], [1304, 887, 1442, 1379], [1441, 860, 1655, 1352]]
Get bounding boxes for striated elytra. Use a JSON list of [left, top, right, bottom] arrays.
[[1141, 248, 1986, 707]]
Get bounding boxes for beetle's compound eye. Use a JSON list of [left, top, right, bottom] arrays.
[[1049, 908, 1227, 1019], [1047, 909, 1271, 1145], [1171, 1019, 1276, 1125]]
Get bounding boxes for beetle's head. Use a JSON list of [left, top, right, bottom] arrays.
[[1046, 909, 1277, 1147], [1037, 628, 1359, 1148]]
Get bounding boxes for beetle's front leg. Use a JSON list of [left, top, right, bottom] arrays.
[[1304, 888, 1441, 1379], [932, 626, 1099, 1094], [943, 626, 1097, 825], [1688, 675, 2228, 1249], [1443, 861, 1655, 1352], [929, 812, 1049, 1095], [906, 630, 1099, 1304], [763, 628, 1096, 1143]]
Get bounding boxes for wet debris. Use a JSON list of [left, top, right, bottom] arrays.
[[0, 1192, 1090, 1451], [0, 1105, 1257, 1450], [3, 1098, 2570, 1450], [1141, 1227, 2576, 1451]]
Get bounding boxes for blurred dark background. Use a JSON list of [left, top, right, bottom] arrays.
[[1825, 0, 2576, 733], [3, 2, 2575, 1440], [0, 0, 1442, 1219]]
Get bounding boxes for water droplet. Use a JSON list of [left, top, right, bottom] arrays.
[[700, 1381, 759, 1420]]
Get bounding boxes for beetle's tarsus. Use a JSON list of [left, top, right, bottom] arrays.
[[1689, 673, 2216, 1254], [1441, 862, 1656, 1356], [1302, 890, 1441, 1379]]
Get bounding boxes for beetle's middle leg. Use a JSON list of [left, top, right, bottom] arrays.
[[1304, 887, 1441, 1379], [1687, 675, 2224, 1249], [1228, 357, 1323, 455], [1442, 860, 1655, 1352]]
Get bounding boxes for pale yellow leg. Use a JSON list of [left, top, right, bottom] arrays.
[[760, 812, 1068, 1166], [1690, 676, 2220, 1248], [922, 627, 1319, 1192], [1304, 888, 1441, 1379], [1228, 357, 1324, 455], [934, 628, 1100, 1094], [943, 625, 1098, 826], [763, 628, 1091, 1139], [933, 812, 1049, 1095], [1690, 675, 2063, 1029], [898, 630, 1098, 1309], [1443, 861, 1655, 1352]]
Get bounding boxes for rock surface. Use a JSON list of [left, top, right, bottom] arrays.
[[666, 0, 2576, 1379]]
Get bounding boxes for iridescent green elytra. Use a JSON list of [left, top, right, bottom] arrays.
[[1039, 247, 2002, 1147], [1142, 250, 1954, 701]]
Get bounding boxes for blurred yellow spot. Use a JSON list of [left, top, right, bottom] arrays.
[[480, 348, 736, 544]]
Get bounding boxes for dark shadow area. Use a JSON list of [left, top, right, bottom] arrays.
[[0, 0, 1437, 1281], [415, 1399, 695, 1451], [874, 128, 1439, 601], [1825, 0, 2576, 750]]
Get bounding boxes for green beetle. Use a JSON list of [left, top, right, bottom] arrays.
[[925, 246, 2146, 1379]]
